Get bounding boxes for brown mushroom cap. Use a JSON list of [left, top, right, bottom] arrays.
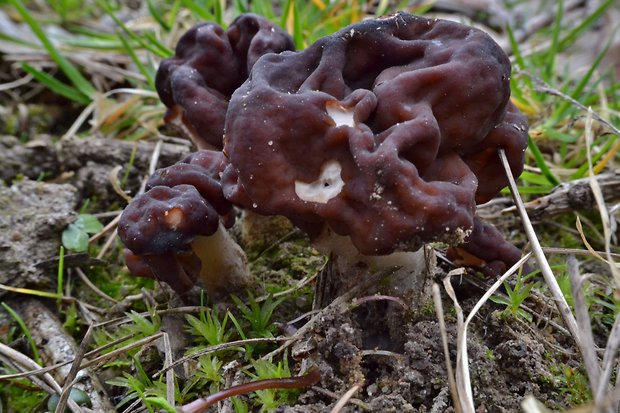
[[222, 12, 528, 256], [155, 14, 295, 149], [118, 150, 244, 294], [118, 184, 219, 256], [146, 150, 232, 217]]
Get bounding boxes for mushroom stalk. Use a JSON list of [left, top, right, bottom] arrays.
[[190, 222, 250, 294], [312, 229, 434, 308]]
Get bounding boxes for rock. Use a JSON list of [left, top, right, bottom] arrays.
[[0, 179, 77, 294]]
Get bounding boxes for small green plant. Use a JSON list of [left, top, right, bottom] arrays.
[[107, 357, 177, 413], [231, 292, 284, 339], [246, 356, 298, 412], [181, 354, 225, 399], [186, 306, 233, 347], [91, 310, 161, 368], [552, 365, 592, 406], [62, 214, 104, 252], [0, 379, 47, 413], [1, 302, 41, 364], [490, 271, 539, 322]]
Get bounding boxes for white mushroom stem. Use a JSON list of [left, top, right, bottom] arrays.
[[190, 222, 250, 292], [312, 227, 434, 307]]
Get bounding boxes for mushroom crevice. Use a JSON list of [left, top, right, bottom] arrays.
[[119, 12, 529, 295]]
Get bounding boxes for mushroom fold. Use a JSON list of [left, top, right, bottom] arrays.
[[222, 12, 528, 256], [120, 12, 530, 294], [155, 14, 295, 149]]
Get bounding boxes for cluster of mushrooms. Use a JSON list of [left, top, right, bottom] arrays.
[[118, 12, 529, 300]]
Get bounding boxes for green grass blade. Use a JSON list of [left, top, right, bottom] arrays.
[[97, 0, 171, 58], [571, 136, 616, 179], [544, 0, 563, 80], [117, 34, 155, 88], [559, 0, 613, 51], [146, 0, 171, 31], [250, 0, 277, 20], [143, 32, 173, 58], [181, 0, 215, 21], [214, 0, 223, 25], [233, 0, 248, 14], [1, 302, 41, 365], [57, 246, 65, 303], [8, 0, 96, 99], [528, 136, 560, 186], [21, 62, 90, 104], [291, 2, 303, 48], [548, 40, 610, 126], [0, 31, 40, 48], [279, 0, 293, 32], [165, 0, 183, 30]]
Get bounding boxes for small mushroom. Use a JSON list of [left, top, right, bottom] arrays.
[[118, 151, 249, 296], [155, 14, 294, 150]]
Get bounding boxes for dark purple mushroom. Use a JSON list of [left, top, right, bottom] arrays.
[[155, 14, 294, 149], [221, 12, 528, 279], [118, 151, 248, 295], [120, 12, 528, 299]]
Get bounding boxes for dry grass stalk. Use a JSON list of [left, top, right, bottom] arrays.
[[329, 385, 361, 413], [499, 148, 582, 342], [440, 254, 531, 413]]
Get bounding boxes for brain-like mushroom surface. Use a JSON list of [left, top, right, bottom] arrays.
[[222, 12, 528, 258], [120, 12, 529, 295], [119, 151, 248, 294], [118, 184, 219, 292], [156, 14, 295, 149]]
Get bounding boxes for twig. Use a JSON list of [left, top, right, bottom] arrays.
[[521, 172, 620, 221], [74, 267, 118, 304], [79, 332, 164, 371], [154, 337, 288, 379], [95, 227, 118, 260], [350, 294, 408, 310], [442, 254, 531, 413], [179, 366, 320, 413], [255, 272, 318, 303], [330, 385, 361, 413], [530, 79, 620, 139], [498, 149, 581, 343], [261, 268, 398, 362], [311, 386, 371, 410], [543, 247, 620, 260], [432, 283, 461, 413], [162, 333, 175, 408], [567, 257, 601, 395], [0, 342, 84, 413], [583, 109, 620, 287], [89, 213, 121, 244], [0, 332, 137, 380], [54, 324, 95, 413]]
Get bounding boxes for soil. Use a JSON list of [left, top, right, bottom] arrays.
[[281, 289, 577, 413], [0, 133, 581, 411]]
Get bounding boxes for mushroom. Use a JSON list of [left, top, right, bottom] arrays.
[[155, 13, 295, 150], [220, 12, 528, 302], [120, 12, 528, 302], [118, 151, 249, 296]]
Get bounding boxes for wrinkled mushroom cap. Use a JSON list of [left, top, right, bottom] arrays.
[[155, 14, 295, 149], [118, 184, 219, 255], [222, 12, 528, 255]]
